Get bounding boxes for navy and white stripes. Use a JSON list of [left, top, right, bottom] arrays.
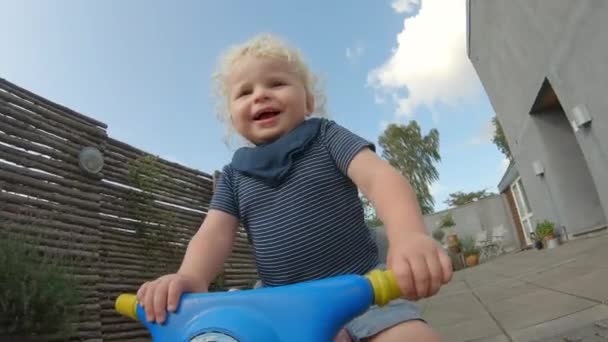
[[209, 119, 379, 287]]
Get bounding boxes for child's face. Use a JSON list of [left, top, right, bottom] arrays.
[[226, 55, 313, 145]]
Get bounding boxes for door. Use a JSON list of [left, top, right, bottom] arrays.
[[510, 177, 534, 245]]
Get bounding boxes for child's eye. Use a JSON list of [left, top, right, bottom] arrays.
[[236, 89, 252, 98], [270, 80, 285, 87]]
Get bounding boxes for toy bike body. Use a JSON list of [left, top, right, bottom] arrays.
[[115, 269, 401, 342]]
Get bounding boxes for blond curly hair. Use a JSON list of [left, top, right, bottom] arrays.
[[211, 33, 327, 146]]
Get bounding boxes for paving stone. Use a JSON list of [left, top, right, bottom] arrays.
[[511, 305, 608, 341], [421, 234, 608, 341], [422, 291, 502, 340]]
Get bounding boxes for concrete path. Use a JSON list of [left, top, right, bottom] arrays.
[[420, 233, 608, 341]]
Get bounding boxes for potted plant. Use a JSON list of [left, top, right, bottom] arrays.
[[439, 213, 459, 253], [530, 232, 543, 250], [536, 220, 558, 249], [439, 213, 456, 232], [461, 236, 481, 267], [432, 228, 445, 243]]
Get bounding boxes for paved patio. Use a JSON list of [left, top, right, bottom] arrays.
[[419, 232, 608, 341]]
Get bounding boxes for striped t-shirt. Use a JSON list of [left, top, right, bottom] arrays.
[[209, 119, 380, 287]]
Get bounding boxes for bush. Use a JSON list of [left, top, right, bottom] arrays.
[[0, 236, 82, 340], [432, 228, 445, 242], [208, 272, 226, 292], [460, 235, 480, 257], [535, 220, 555, 239], [439, 213, 455, 229]]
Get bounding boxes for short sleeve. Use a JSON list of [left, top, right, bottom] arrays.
[[321, 120, 376, 174], [208, 165, 240, 219]]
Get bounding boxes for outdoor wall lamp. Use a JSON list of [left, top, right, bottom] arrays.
[[78, 146, 104, 176], [532, 160, 545, 176], [571, 104, 592, 131]]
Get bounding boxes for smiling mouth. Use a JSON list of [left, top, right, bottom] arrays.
[[254, 110, 281, 121]]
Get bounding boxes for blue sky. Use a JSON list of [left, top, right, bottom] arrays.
[[0, 0, 507, 212]]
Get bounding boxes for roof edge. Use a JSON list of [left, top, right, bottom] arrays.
[[497, 160, 518, 192]]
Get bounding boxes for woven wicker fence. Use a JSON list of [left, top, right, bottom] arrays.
[[0, 78, 258, 341]]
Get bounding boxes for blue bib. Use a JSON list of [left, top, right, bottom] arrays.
[[231, 118, 322, 187]]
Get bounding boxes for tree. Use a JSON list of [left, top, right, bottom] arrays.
[[378, 121, 440, 215], [444, 189, 495, 208], [491, 116, 512, 161]]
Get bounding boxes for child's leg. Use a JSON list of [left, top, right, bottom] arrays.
[[344, 297, 438, 341], [366, 321, 441, 342], [334, 328, 354, 342]]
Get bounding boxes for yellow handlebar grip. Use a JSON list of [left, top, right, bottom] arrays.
[[115, 293, 139, 321], [365, 269, 401, 306]]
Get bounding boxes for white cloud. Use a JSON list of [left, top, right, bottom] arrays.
[[368, 0, 481, 118], [374, 93, 386, 104], [346, 42, 365, 63], [392, 0, 421, 14], [469, 118, 494, 145], [379, 120, 390, 132]]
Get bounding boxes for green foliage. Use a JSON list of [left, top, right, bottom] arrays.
[[491, 116, 512, 161], [128, 155, 163, 190], [535, 220, 555, 239], [360, 195, 383, 228], [530, 232, 542, 243], [432, 228, 445, 242], [208, 273, 226, 292], [439, 213, 455, 229], [126, 155, 177, 254], [444, 189, 495, 208], [378, 121, 441, 215], [0, 236, 82, 339], [460, 235, 480, 257]]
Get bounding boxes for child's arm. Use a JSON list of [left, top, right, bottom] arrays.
[[137, 209, 239, 323], [348, 148, 426, 238], [177, 209, 239, 290], [347, 148, 452, 300]]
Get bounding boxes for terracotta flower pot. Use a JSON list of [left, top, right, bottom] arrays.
[[543, 233, 555, 241], [446, 234, 461, 253], [447, 234, 459, 247], [465, 254, 479, 267]]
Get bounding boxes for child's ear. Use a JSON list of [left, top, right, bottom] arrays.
[[306, 93, 315, 115]]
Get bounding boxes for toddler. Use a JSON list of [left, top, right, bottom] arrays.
[[137, 33, 452, 341]]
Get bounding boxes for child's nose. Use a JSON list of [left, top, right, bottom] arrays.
[[253, 87, 271, 103]]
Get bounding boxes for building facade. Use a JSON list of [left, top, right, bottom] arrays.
[[467, 0, 608, 238]]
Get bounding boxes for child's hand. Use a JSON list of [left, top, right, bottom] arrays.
[[386, 232, 453, 300], [136, 273, 205, 324]]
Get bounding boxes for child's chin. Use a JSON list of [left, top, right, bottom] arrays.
[[251, 130, 283, 144]]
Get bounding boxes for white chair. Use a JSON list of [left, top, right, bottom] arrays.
[[475, 231, 492, 261], [488, 225, 507, 256]]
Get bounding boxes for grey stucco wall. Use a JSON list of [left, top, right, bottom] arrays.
[[371, 227, 388, 264], [528, 112, 605, 232], [371, 195, 520, 260], [468, 0, 608, 235], [423, 195, 520, 252]]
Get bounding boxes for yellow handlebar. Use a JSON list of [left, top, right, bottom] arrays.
[[115, 293, 139, 321], [365, 269, 401, 306]]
